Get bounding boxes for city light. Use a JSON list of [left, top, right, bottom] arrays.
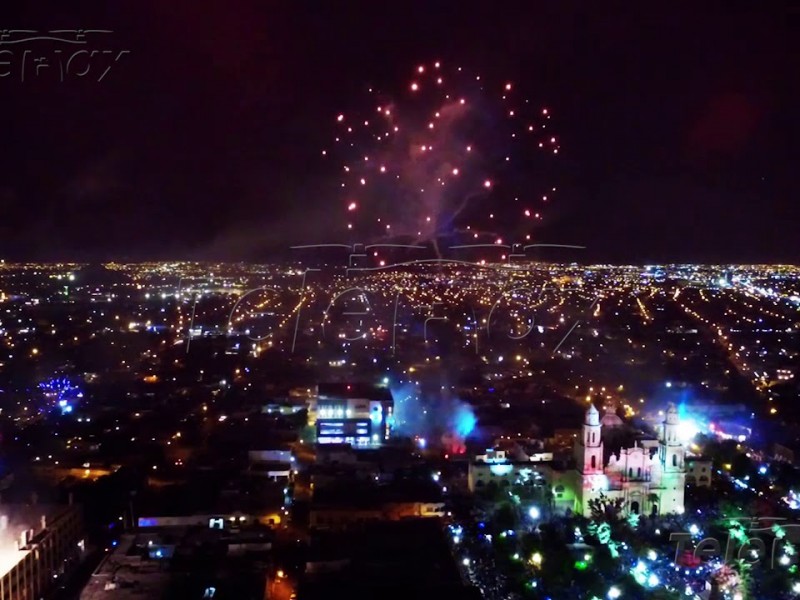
[[2, 13, 797, 600], [677, 418, 700, 443]]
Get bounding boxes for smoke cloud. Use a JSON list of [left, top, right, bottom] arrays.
[[390, 382, 477, 451]]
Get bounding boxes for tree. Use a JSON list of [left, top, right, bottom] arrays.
[[588, 492, 625, 524], [731, 452, 752, 479], [536, 525, 575, 591], [494, 502, 517, 532], [485, 480, 500, 498]]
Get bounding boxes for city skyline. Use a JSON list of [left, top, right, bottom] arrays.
[[0, 6, 798, 599]]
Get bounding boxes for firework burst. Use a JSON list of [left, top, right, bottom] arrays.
[[323, 62, 560, 247]]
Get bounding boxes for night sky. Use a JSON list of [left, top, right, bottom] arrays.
[[0, 1, 797, 263]]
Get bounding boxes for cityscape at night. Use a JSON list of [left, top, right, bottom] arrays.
[[0, 3, 798, 600]]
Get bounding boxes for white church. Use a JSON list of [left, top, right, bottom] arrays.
[[571, 403, 686, 517]]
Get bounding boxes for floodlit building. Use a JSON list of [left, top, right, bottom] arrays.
[[311, 383, 393, 447], [572, 403, 686, 517], [467, 449, 553, 492], [466, 404, 689, 518], [685, 457, 712, 488], [247, 449, 294, 482], [0, 503, 84, 600]]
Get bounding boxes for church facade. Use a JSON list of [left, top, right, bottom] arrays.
[[570, 403, 686, 517]]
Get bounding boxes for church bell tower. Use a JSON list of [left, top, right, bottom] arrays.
[[576, 404, 604, 474]]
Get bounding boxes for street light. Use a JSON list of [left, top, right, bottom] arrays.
[[608, 586, 621, 599], [528, 506, 540, 520]]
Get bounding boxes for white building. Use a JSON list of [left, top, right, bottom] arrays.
[[685, 457, 712, 488], [467, 449, 553, 493], [572, 403, 686, 517]]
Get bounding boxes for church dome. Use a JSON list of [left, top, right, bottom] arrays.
[[601, 411, 624, 427]]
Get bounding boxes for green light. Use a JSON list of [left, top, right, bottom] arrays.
[[574, 560, 589, 571], [627, 512, 640, 528]]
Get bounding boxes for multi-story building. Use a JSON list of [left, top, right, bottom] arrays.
[[467, 449, 553, 493], [571, 403, 686, 517], [685, 457, 713, 488], [0, 503, 84, 600], [310, 383, 393, 447], [467, 404, 689, 518]]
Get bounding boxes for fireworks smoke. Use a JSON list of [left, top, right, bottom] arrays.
[[391, 382, 477, 453], [324, 62, 559, 247]]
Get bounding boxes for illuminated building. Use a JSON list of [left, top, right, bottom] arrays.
[[247, 449, 294, 482], [685, 457, 712, 488], [136, 513, 282, 528], [0, 503, 84, 600], [467, 449, 553, 492], [572, 403, 686, 517], [311, 383, 393, 447], [466, 401, 688, 518]]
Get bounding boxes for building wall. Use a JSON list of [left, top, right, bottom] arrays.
[[0, 505, 83, 600], [467, 462, 550, 493], [686, 459, 712, 487], [309, 508, 384, 530], [309, 502, 445, 530], [550, 470, 580, 514], [572, 404, 687, 518], [466, 406, 689, 519], [138, 512, 283, 529]]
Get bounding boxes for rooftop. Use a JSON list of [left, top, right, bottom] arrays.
[[79, 534, 170, 600], [317, 383, 392, 402], [81, 524, 272, 600], [0, 503, 76, 578]]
